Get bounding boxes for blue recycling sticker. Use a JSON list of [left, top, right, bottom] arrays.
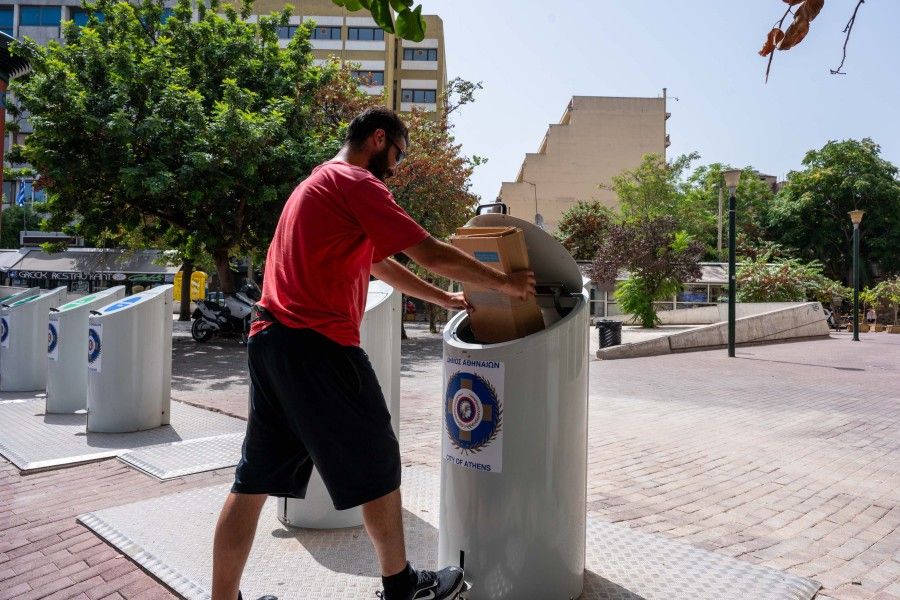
[[101, 295, 143, 314], [88, 328, 102, 364], [48, 323, 58, 354]]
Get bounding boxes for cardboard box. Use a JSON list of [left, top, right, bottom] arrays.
[[450, 226, 545, 343]]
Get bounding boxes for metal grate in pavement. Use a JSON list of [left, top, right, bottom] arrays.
[[0, 398, 246, 473], [78, 466, 819, 600], [118, 432, 244, 480]]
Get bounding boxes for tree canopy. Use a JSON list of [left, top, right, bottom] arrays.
[[10, 0, 368, 291], [765, 138, 900, 285]]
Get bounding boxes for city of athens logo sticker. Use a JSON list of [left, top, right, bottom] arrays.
[[0, 317, 8, 347], [444, 372, 502, 454], [88, 328, 102, 364], [48, 322, 58, 354]]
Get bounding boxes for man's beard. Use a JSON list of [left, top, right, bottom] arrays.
[[366, 146, 393, 182]]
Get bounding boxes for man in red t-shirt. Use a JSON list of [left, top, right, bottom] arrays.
[[211, 107, 534, 600]]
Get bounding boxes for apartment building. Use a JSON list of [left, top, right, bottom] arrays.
[[0, 0, 447, 205], [246, 0, 447, 114], [499, 93, 670, 233]]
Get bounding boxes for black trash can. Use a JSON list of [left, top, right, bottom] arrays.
[[596, 319, 622, 348]]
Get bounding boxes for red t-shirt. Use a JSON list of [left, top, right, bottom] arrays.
[[251, 160, 429, 346]]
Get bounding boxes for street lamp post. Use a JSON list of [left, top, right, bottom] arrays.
[[723, 169, 742, 357], [522, 180, 540, 227], [849, 209, 865, 341]]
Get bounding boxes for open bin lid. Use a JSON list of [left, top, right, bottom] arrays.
[[465, 213, 583, 295]]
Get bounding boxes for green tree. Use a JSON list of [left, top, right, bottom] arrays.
[[10, 0, 368, 292], [683, 164, 775, 259], [555, 201, 615, 261], [765, 139, 900, 284], [736, 253, 850, 304], [388, 78, 483, 332], [0, 204, 44, 248], [608, 152, 698, 228], [870, 277, 900, 326], [589, 217, 704, 327]]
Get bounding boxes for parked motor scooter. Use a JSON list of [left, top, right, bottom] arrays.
[[191, 284, 261, 344]]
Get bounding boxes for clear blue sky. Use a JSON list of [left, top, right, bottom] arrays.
[[422, 0, 900, 202]]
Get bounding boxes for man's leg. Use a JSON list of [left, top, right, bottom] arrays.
[[362, 488, 407, 576], [212, 492, 269, 600]]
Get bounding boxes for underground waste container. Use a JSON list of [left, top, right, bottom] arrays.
[[46, 286, 127, 414], [0, 286, 67, 391], [439, 213, 589, 600], [277, 280, 401, 529], [86, 285, 173, 433]]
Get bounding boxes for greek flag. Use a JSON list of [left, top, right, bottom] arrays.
[[15, 183, 25, 207]]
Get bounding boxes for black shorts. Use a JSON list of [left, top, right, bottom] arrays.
[[232, 323, 400, 510]]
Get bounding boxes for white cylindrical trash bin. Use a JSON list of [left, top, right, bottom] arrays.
[[0, 288, 39, 356], [277, 280, 401, 529], [46, 286, 127, 414], [86, 285, 174, 433], [0, 287, 68, 391], [439, 214, 589, 600]]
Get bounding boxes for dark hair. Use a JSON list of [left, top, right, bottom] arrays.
[[345, 106, 409, 150]]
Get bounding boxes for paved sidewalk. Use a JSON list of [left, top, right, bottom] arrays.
[[1, 326, 898, 599]]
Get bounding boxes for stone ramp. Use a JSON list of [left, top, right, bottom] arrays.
[[78, 466, 820, 600], [598, 302, 830, 359]]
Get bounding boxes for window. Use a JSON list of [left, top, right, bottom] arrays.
[[70, 8, 103, 26], [310, 26, 340, 40], [401, 89, 436, 103], [277, 25, 300, 39], [20, 5, 61, 27], [0, 6, 12, 36], [351, 70, 384, 86], [403, 48, 437, 61], [347, 27, 383, 41], [161, 8, 173, 23]]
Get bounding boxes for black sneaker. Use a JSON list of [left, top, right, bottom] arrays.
[[237, 593, 277, 600], [377, 566, 465, 600]]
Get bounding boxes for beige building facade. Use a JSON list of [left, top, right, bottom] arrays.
[[499, 93, 670, 232], [246, 0, 447, 114]]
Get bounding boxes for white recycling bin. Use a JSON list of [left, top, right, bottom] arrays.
[[86, 285, 173, 433], [0, 287, 67, 391], [439, 214, 589, 600], [46, 286, 127, 414], [277, 280, 401, 529], [0, 286, 38, 302]]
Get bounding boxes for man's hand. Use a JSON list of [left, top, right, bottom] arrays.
[[439, 291, 472, 312], [500, 270, 537, 301]]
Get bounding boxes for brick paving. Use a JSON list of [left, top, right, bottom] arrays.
[[1, 326, 898, 599]]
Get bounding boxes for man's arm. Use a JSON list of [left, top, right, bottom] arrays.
[[371, 257, 468, 310], [402, 236, 535, 300]]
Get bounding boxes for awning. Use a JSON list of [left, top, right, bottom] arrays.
[[0, 249, 27, 271], [6, 248, 179, 283]]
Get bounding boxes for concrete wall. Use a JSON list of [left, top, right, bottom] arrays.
[[605, 302, 808, 325], [598, 302, 831, 360], [500, 96, 668, 232]]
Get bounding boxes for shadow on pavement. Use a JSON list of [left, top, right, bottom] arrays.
[[171, 336, 249, 392]]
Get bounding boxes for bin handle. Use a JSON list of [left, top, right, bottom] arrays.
[[476, 201, 507, 215], [89, 310, 103, 316], [49, 307, 60, 312]]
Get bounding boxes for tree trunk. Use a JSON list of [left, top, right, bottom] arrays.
[[178, 259, 194, 321], [213, 249, 236, 294]]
